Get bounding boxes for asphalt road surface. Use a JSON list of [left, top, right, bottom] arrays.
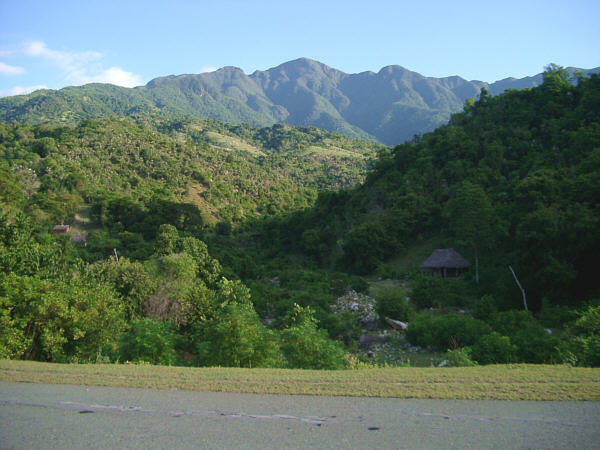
[[1, 381, 599, 449]]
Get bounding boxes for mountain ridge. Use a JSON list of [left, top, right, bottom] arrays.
[[2, 58, 598, 145]]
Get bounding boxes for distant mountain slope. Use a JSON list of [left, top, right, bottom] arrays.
[[1, 59, 598, 145]]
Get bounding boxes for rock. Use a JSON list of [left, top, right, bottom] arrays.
[[385, 317, 408, 330]]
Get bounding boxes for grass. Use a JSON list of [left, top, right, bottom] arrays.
[[368, 279, 408, 298], [1, 360, 599, 401], [387, 236, 445, 272], [302, 145, 369, 159], [204, 131, 266, 156]]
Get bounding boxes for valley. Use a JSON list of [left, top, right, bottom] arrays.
[[0, 65, 599, 374]]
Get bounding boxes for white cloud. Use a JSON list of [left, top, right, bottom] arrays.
[[0, 85, 48, 97], [199, 65, 219, 73], [17, 40, 143, 88], [83, 66, 143, 88], [24, 41, 102, 67], [0, 62, 26, 75]]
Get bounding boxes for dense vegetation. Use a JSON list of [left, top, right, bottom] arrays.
[[1, 66, 599, 369]]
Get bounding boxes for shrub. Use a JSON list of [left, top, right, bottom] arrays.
[[489, 309, 537, 337], [559, 335, 600, 367], [0, 273, 125, 362], [574, 304, 600, 336], [538, 299, 578, 328], [410, 274, 471, 309], [279, 304, 346, 369], [512, 323, 560, 363], [445, 347, 477, 367], [280, 324, 347, 369], [195, 302, 283, 368], [473, 294, 498, 322], [578, 335, 600, 367], [323, 310, 362, 348], [406, 313, 491, 350], [375, 288, 416, 323], [404, 313, 436, 348], [559, 305, 600, 366], [434, 315, 492, 350], [471, 332, 517, 364], [118, 318, 179, 365], [343, 221, 396, 274]]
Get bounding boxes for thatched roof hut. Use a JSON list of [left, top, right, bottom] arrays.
[[420, 248, 470, 277], [52, 224, 70, 234]]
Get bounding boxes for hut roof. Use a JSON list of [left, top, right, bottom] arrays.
[[52, 224, 70, 233], [419, 248, 470, 269]]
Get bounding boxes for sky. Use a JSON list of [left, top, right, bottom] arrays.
[[0, 0, 599, 97]]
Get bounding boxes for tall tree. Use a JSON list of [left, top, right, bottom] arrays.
[[444, 181, 493, 284]]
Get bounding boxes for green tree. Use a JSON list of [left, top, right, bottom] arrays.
[[179, 236, 221, 284], [0, 163, 25, 208], [195, 301, 283, 368], [279, 304, 346, 369], [118, 318, 179, 365], [88, 258, 157, 321], [444, 181, 493, 284], [343, 221, 395, 274], [154, 223, 180, 256], [0, 273, 125, 362], [563, 305, 600, 366], [0, 213, 64, 278]]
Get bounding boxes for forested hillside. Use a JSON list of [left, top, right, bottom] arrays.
[[252, 67, 600, 310], [1, 67, 599, 369], [0, 117, 380, 227]]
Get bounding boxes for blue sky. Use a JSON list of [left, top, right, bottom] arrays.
[[1, 0, 599, 97]]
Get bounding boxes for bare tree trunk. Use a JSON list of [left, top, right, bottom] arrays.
[[475, 247, 479, 285], [509, 265, 528, 311]]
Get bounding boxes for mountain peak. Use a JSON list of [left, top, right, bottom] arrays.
[[265, 57, 342, 77], [3, 58, 598, 146], [216, 66, 246, 74]]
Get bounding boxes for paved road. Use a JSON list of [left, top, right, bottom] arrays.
[[1, 381, 599, 449]]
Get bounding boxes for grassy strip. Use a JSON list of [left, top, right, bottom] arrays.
[[1, 360, 599, 400]]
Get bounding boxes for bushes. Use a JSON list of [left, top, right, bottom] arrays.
[[375, 288, 416, 322], [406, 313, 491, 350], [511, 324, 560, 363], [559, 305, 600, 367], [195, 302, 283, 368], [473, 294, 498, 322], [405, 305, 600, 366], [538, 299, 578, 328], [0, 273, 125, 362], [279, 304, 346, 369], [488, 309, 537, 336], [118, 318, 180, 365], [445, 347, 477, 367], [470, 332, 517, 364], [410, 274, 471, 309]]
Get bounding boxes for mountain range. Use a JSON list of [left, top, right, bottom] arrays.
[[2, 58, 598, 145]]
